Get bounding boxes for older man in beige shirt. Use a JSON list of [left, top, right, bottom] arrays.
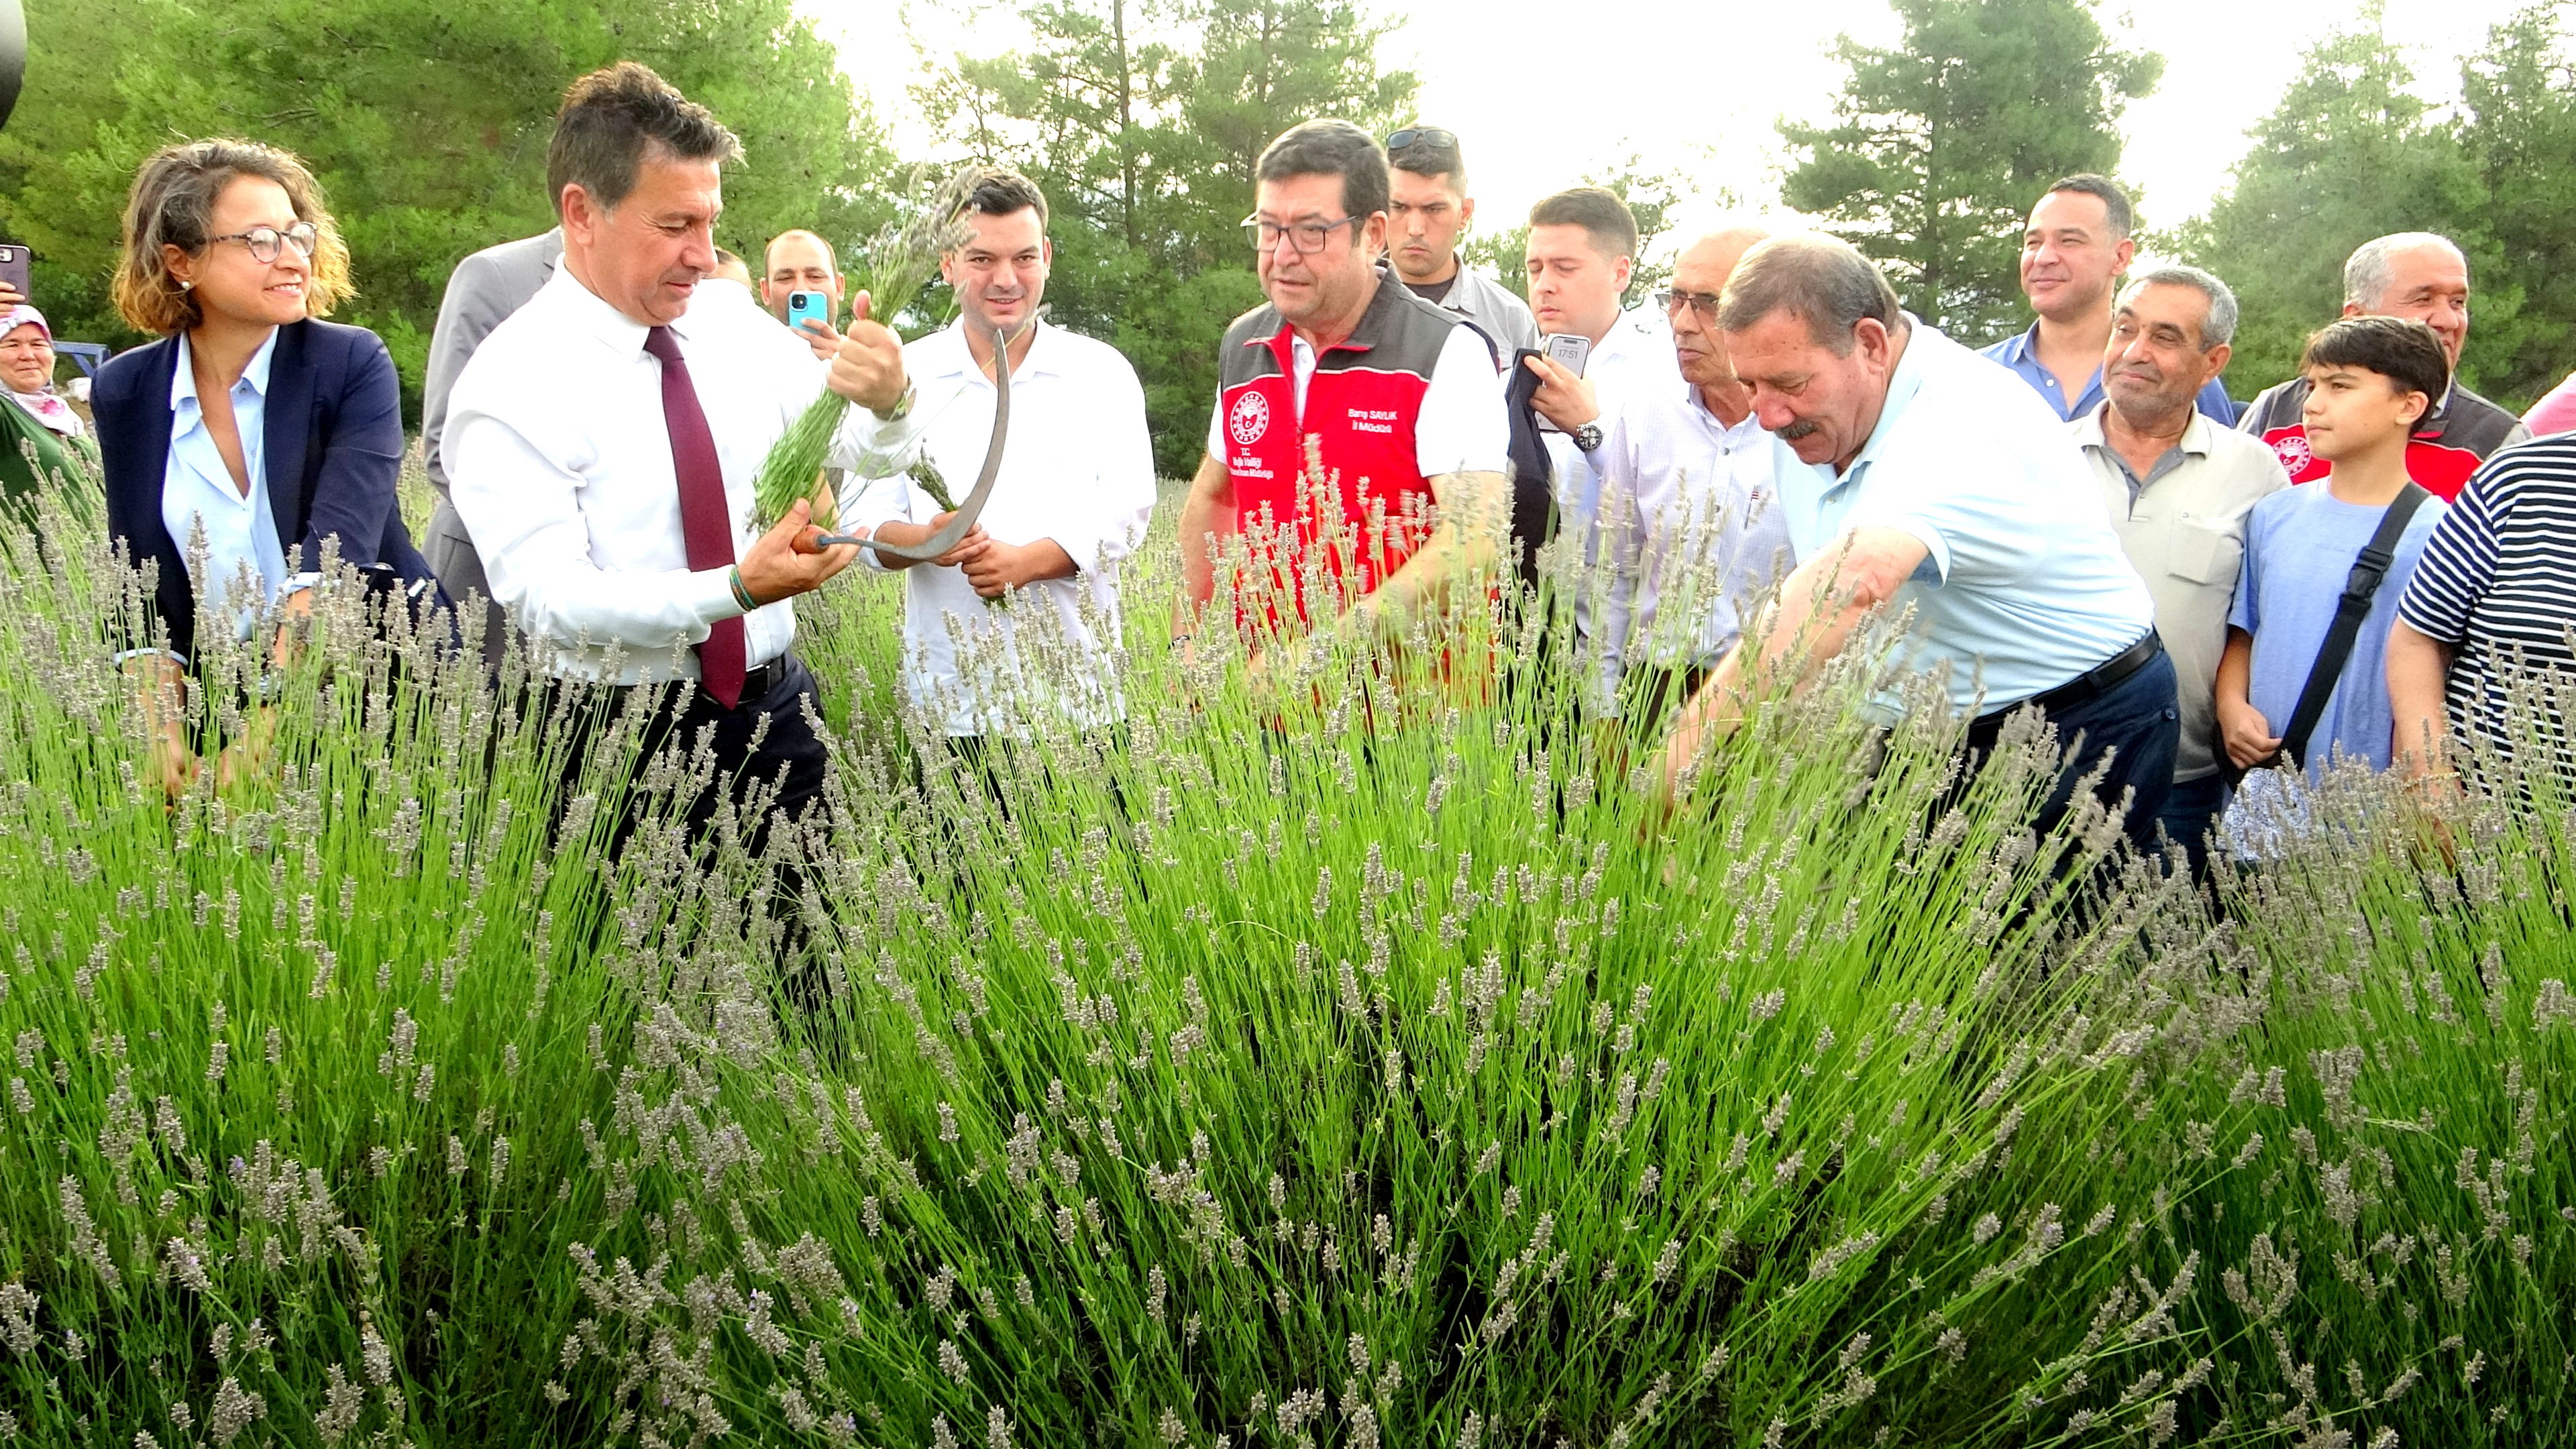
[[2072, 264, 2289, 871]]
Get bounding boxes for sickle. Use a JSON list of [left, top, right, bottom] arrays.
[[814, 319, 1012, 559]]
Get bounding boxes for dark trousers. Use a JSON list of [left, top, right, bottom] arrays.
[[551, 656, 830, 862], [1964, 649, 2180, 859], [2156, 772, 2229, 879]]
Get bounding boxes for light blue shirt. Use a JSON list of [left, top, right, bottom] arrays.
[[1979, 322, 2238, 425], [1778, 320, 2158, 714], [2229, 481, 2445, 778], [163, 330, 288, 639]]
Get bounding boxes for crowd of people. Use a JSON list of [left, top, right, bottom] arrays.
[[9, 59, 2576, 873]]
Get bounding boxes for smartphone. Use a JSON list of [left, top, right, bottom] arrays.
[[0, 244, 29, 301], [1542, 331, 1591, 377], [786, 289, 830, 333]]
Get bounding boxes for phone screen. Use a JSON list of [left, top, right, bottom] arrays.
[[0, 245, 29, 301], [786, 290, 830, 332], [1542, 331, 1591, 377]]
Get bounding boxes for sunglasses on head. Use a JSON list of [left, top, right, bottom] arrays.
[[1385, 126, 1458, 155]]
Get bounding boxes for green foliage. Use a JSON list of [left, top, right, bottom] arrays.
[[2451, 2, 2576, 406], [1779, 0, 2161, 341], [0, 0, 900, 419], [2176, 3, 2576, 409], [918, 0, 1417, 476], [2169, 17, 2481, 403]]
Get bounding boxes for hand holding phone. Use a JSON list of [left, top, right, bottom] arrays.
[[1542, 331, 1592, 378], [0, 245, 30, 307], [786, 289, 832, 333]]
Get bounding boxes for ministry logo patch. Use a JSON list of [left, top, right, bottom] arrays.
[[1228, 390, 1271, 448], [2272, 432, 2314, 474]]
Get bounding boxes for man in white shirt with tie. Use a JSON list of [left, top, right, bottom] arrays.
[[845, 168, 1157, 752], [446, 62, 914, 841]]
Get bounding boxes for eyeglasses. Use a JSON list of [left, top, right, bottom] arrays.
[[1657, 287, 1723, 322], [1385, 126, 1458, 154], [1242, 215, 1361, 256], [209, 221, 320, 265]]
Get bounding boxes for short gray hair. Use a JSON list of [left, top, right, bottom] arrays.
[[2343, 232, 2467, 309], [2118, 264, 2239, 350], [1716, 232, 1903, 354]]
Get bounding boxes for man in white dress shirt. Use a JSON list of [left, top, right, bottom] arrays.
[[1594, 225, 1799, 727], [445, 62, 915, 842], [1514, 186, 1684, 704], [846, 168, 1157, 749]]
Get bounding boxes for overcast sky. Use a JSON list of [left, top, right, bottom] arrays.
[[812, 0, 2529, 255]]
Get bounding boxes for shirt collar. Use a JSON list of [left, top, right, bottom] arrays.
[[1681, 379, 1764, 441], [1839, 315, 1933, 484], [2419, 378, 2459, 436], [548, 264, 659, 359], [1591, 306, 1666, 365], [170, 327, 280, 411], [1996, 321, 2040, 365], [923, 316, 1064, 382], [2074, 398, 2216, 458]]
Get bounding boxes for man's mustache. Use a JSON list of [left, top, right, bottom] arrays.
[[1778, 419, 1821, 441]]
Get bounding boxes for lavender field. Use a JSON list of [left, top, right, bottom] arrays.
[[1, 466, 2569, 1448]]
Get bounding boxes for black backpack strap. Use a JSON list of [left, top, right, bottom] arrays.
[[2279, 482, 2431, 769]]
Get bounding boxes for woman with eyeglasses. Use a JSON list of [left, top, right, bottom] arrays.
[[91, 138, 439, 794]]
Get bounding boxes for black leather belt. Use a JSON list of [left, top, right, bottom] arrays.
[[727, 653, 793, 705], [1986, 631, 2163, 720]]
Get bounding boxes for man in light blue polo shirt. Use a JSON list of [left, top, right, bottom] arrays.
[[1980, 174, 2236, 426], [1662, 233, 2179, 855]]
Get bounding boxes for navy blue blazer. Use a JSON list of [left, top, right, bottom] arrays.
[[94, 318, 438, 659]]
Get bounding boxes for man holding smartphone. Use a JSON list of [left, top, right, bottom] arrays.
[[1517, 186, 1684, 708], [761, 229, 845, 360]]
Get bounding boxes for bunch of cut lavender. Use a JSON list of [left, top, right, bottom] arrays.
[[751, 163, 979, 531]]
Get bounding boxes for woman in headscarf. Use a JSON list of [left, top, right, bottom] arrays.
[[0, 300, 97, 500]]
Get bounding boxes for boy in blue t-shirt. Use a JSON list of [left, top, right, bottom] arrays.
[[2216, 317, 2449, 835]]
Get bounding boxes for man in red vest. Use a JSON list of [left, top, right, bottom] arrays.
[[1175, 119, 1510, 651], [2236, 231, 2529, 501]]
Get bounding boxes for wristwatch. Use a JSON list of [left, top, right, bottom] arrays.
[[1572, 422, 1605, 453], [872, 382, 918, 423]]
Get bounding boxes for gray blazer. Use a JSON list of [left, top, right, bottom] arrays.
[[421, 228, 561, 657]]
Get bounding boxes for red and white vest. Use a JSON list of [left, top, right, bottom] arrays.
[[1211, 282, 1467, 626]]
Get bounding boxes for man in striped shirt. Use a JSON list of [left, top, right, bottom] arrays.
[[2236, 233, 2529, 501], [2387, 433, 2576, 782]]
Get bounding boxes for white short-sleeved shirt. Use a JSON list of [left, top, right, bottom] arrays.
[[1205, 322, 1508, 480], [848, 321, 1158, 737], [1778, 320, 2157, 714]]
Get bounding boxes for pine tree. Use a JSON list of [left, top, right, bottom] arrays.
[[2454, 2, 2576, 405], [1778, 0, 2159, 341], [924, 0, 1416, 474], [2173, 15, 2481, 399]]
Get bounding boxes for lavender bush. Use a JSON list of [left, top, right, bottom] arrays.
[[0, 454, 2567, 1448]]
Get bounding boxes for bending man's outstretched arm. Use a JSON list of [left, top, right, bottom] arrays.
[[1662, 525, 1927, 785], [1335, 466, 1511, 643]]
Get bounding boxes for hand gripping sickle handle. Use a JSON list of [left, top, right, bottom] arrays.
[[812, 319, 1012, 559]]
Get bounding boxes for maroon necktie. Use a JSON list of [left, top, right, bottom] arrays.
[[643, 325, 747, 708]]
